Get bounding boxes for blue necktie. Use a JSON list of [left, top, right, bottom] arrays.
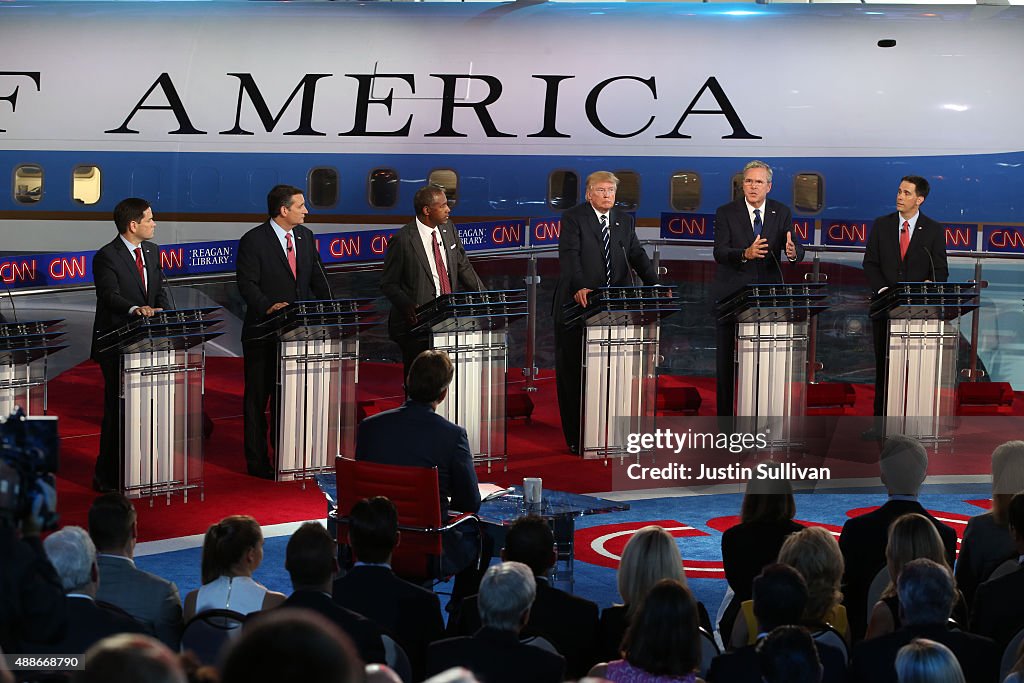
[[600, 214, 611, 286], [753, 208, 762, 237]]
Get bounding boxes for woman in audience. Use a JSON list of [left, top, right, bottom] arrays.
[[865, 513, 968, 639], [183, 515, 286, 620], [894, 638, 965, 683], [731, 526, 847, 648], [600, 526, 711, 661], [955, 440, 1024, 608], [590, 579, 704, 683]]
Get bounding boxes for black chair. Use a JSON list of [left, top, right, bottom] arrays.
[[180, 608, 246, 665]]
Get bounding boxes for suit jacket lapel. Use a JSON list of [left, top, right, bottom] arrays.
[[408, 223, 434, 283], [142, 242, 161, 306], [265, 222, 294, 280], [734, 200, 755, 244], [438, 223, 459, 292], [116, 239, 148, 301]]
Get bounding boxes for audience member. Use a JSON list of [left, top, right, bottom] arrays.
[[970, 492, 1024, 649], [76, 633, 187, 683], [423, 668, 480, 683], [839, 436, 957, 641], [895, 638, 966, 683], [956, 440, 1024, 608], [220, 608, 363, 683], [849, 559, 998, 683], [426, 562, 565, 683], [333, 496, 445, 680], [589, 579, 704, 682], [88, 493, 184, 648], [758, 626, 823, 683], [600, 525, 712, 660], [183, 515, 285, 620], [448, 515, 600, 677], [867, 513, 968, 639]]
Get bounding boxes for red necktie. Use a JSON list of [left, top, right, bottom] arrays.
[[899, 220, 911, 260], [432, 231, 451, 295], [285, 233, 297, 278], [134, 247, 147, 297]]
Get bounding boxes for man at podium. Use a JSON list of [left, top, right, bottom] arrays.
[[91, 198, 169, 492], [863, 175, 949, 416]]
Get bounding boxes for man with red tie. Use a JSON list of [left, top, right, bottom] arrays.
[[863, 176, 949, 416], [380, 185, 485, 383], [236, 185, 331, 478], [91, 198, 170, 492]]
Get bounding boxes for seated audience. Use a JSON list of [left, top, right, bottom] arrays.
[[448, 515, 600, 678], [333, 496, 445, 680], [220, 609, 363, 683], [183, 515, 285, 620], [732, 526, 848, 648], [867, 513, 968, 639], [839, 435, 958, 641], [600, 525, 712, 661], [970, 492, 1024, 649], [88, 493, 184, 648], [895, 638, 966, 683], [849, 559, 998, 683], [956, 441, 1024, 608], [77, 633, 187, 683], [426, 562, 565, 683], [758, 626, 823, 683], [589, 579, 704, 683]]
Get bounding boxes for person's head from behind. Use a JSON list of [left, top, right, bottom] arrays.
[[88, 493, 137, 556], [501, 515, 556, 576], [348, 496, 399, 564], [895, 638, 965, 683], [880, 436, 929, 496], [753, 563, 809, 633], [406, 350, 454, 405], [621, 579, 700, 677], [200, 515, 263, 584], [617, 525, 686, 614], [991, 441, 1024, 525], [220, 608, 362, 683], [757, 625, 822, 683], [44, 525, 97, 596], [885, 513, 949, 597], [77, 633, 186, 683], [477, 561, 535, 634], [776, 526, 843, 626], [898, 558, 954, 627], [741, 469, 796, 524], [285, 522, 336, 592]]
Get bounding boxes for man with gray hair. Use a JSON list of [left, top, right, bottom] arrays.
[[426, 562, 565, 683], [848, 559, 998, 683]]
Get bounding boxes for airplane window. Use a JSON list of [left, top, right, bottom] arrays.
[[189, 167, 220, 207], [14, 165, 43, 204], [794, 173, 824, 213], [670, 172, 701, 212], [309, 168, 339, 209], [731, 172, 744, 203], [73, 165, 102, 205], [369, 168, 399, 208], [614, 170, 640, 211], [428, 169, 458, 207], [548, 171, 578, 210]]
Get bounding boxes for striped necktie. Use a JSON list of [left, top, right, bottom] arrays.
[[600, 214, 611, 286]]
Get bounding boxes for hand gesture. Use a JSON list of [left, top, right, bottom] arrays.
[[744, 236, 769, 260], [574, 288, 593, 307], [785, 232, 798, 260]]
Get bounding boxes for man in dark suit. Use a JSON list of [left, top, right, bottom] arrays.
[[236, 185, 331, 478], [553, 171, 659, 453], [88, 493, 183, 649], [862, 175, 949, 416], [712, 160, 804, 417], [427, 561, 566, 683], [91, 198, 170, 492], [381, 184, 485, 380], [970, 492, 1024, 649], [838, 435, 958, 642], [448, 515, 600, 679], [849, 559, 998, 683], [333, 496, 445, 680]]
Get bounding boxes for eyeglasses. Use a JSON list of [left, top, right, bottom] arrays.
[[590, 187, 616, 196]]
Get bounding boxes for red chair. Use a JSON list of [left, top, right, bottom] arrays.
[[333, 456, 481, 584]]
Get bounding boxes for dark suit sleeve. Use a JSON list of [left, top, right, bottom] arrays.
[[559, 208, 588, 295], [93, 247, 140, 318], [155, 581, 184, 650], [304, 227, 332, 299], [622, 214, 658, 285], [863, 220, 887, 294], [380, 231, 417, 318], [448, 426, 481, 514], [236, 230, 273, 318], [449, 224, 485, 291], [713, 205, 746, 266], [926, 218, 949, 282], [777, 204, 805, 264]]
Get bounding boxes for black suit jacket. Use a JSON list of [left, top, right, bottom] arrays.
[[970, 564, 1024, 649], [91, 236, 170, 360], [862, 211, 949, 294], [19, 595, 145, 656], [707, 637, 847, 683], [380, 220, 484, 339], [848, 623, 998, 683], [838, 499, 958, 640], [278, 590, 386, 665], [236, 221, 331, 341], [553, 203, 657, 325], [711, 197, 804, 305], [722, 519, 805, 603], [427, 627, 565, 683]]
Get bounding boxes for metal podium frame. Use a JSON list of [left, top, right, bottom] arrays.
[[0, 319, 66, 418]]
